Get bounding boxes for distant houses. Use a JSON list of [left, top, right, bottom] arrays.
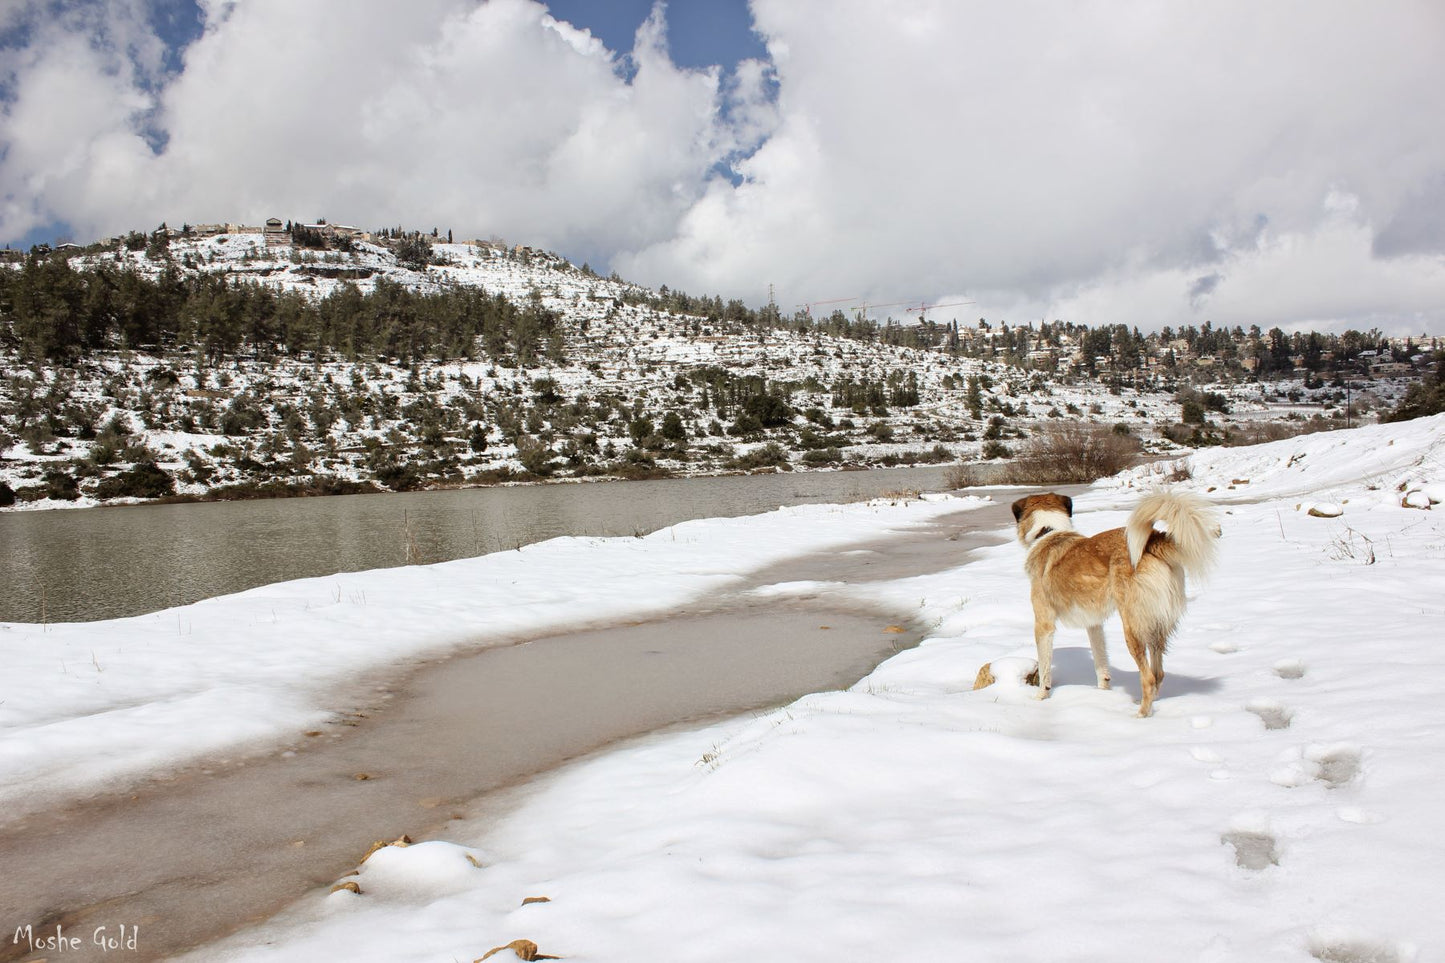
[[165, 218, 374, 246]]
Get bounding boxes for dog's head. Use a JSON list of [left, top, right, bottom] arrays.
[[1010, 493, 1075, 549]]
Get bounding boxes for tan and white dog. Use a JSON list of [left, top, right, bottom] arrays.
[[1010, 491, 1219, 717]]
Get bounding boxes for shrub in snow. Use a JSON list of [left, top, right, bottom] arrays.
[[1007, 422, 1142, 483], [94, 463, 175, 500], [39, 468, 80, 501], [981, 440, 1012, 459], [728, 442, 789, 470]]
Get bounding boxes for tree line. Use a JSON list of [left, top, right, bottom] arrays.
[[0, 255, 563, 366], [635, 282, 1426, 380], [4, 243, 1437, 399]]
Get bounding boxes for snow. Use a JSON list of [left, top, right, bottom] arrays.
[[6, 413, 1445, 962]]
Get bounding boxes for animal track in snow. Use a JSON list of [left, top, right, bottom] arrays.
[[1209, 639, 1240, 654], [1312, 745, 1363, 788], [1308, 929, 1413, 963], [1274, 658, 1307, 680], [1221, 830, 1279, 871], [1270, 744, 1363, 789], [1247, 699, 1294, 730]]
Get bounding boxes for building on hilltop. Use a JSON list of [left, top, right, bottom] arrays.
[[297, 222, 370, 242]]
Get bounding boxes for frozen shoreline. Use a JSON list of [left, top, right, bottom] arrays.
[[1, 414, 1441, 963], [0, 601, 940, 961], [0, 491, 988, 823], [0, 495, 1011, 961]]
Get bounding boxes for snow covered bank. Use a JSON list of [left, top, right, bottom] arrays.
[[181, 414, 1444, 963], [1108, 411, 1445, 507], [0, 493, 982, 816]]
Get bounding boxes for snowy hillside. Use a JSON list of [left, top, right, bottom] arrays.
[[2, 232, 1403, 511]]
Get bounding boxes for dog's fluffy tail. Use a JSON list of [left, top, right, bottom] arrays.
[[1126, 491, 1220, 579]]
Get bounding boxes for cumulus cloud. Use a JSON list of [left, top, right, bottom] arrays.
[[0, 0, 165, 236], [619, 0, 1445, 333], [3, 0, 1444, 334], [0, 0, 760, 267]]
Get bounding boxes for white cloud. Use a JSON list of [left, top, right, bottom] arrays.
[[618, 0, 1445, 334], [1, 0, 753, 264], [1051, 196, 1445, 335], [0, 10, 158, 237], [3, 0, 1444, 334]]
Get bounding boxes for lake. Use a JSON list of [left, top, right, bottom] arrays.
[[0, 466, 960, 623]]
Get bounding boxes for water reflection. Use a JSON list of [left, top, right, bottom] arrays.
[[0, 466, 957, 623]]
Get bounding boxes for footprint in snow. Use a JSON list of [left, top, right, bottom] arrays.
[[1221, 830, 1280, 871], [1307, 929, 1414, 963], [1274, 658, 1307, 680], [1188, 746, 1231, 780], [1312, 745, 1363, 788], [1247, 699, 1294, 730], [1270, 744, 1363, 789]]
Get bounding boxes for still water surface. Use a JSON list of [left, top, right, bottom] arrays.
[[0, 466, 957, 623]]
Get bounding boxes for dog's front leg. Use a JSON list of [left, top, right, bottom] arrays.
[[1033, 617, 1055, 699]]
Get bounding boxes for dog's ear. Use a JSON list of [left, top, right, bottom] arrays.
[[1011, 498, 1027, 521], [1061, 495, 1073, 516]]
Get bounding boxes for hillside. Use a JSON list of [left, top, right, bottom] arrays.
[[0, 228, 1409, 510]]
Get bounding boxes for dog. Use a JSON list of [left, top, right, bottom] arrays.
[[1010, 491, 1219, 717]]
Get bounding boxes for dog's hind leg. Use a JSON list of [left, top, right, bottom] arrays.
[[1148, 637, 1166, 688], [1087, 625, 1111, 689], [1122, 622, 1159, 717]]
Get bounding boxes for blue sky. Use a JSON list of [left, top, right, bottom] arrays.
[[3, 1, 1444, 334], [544, 0, 765, 72]]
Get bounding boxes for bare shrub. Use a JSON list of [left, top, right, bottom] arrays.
[[1008, 423, 1143, 484], [945, 462, 992, 488], [943, 460, 1019, 489], [1221, 418, 1343, 447]]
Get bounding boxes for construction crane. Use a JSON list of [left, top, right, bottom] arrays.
[[793, 296, 976, 321], [855, 298, 976, 320], [794, 296, 858, 317], [910, 299, 976, 320]]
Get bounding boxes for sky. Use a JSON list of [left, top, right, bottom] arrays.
[[2, 0, 1444, 335]]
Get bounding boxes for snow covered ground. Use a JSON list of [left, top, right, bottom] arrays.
[[4, 414, 1443, 962]]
